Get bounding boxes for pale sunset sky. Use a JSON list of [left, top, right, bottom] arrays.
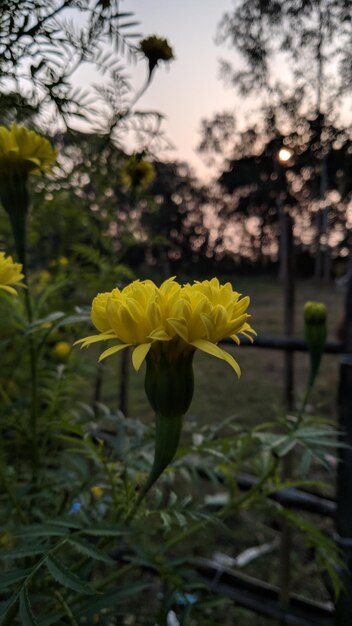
[[115, 0, 240, 180]]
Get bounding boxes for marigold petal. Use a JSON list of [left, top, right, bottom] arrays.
[[0, 285, 17, 295], [167, 318, 189, 342], [148, 328, 172, 341], [132, 343, 152, 371], [191, 339, 241, 378], [98, 343, 131, 362], [74, 332, 116, 347]]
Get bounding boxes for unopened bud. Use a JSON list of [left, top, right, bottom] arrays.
[[304, 301, 327, 389]]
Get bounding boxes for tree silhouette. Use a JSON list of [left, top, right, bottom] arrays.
[[201, 0, 352, 276]]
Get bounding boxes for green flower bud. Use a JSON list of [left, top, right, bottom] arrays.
[[304, 301, 327, 390], [304, 301, 327, 324], [145, 351, 194, 419], [130, 351, 194, 509]]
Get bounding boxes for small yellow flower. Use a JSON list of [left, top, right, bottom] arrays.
[[52, 341, 71, 360], [0, 251, 25, 295], [0, 123, 57, 177], [90, 485, 104, 499], [58, 256, 69, 267], [38, 270, 51, 284], [76, 277, 255, 377], [0, 532, 15, 548], [120, 156, 155, 191]]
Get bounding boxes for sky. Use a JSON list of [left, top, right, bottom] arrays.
[[117, 0, 239, 181]]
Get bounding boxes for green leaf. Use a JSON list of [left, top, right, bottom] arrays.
[[0, 545, 47, 559], [160, 512, 171, 529], [14, 524, 70, 538], [46, 519, 82, 530], [26, 312, 65, 333], [0, 593, 19, 626], [272, 437, 296, 457], [19, 587, 38, 626], [45, 556, 95, 595], [0, 568, 31, 589], [57, 313, 91, 326], [83, 524, 132, 537], [299, 450, 313, 478], [67, 537, 113, 564], [76, 582, 150, 616]]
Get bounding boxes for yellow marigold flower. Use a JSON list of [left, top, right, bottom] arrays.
[[120, 155, 155, 191], [0, 251, 25, 295], [0, 124, 57, 267], [0, 123, 57, 176], [90, 485, 104, 499], [77, 277, 255, 377], [52, 341, 71, 360], [77, 277, 255, 507]]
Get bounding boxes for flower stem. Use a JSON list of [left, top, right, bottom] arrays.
[[8, 203, 39, 478], [125, 413, 183, 523]]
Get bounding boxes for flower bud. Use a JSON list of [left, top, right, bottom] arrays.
[[52, 341, 72, 360], [304, 301, 327, 324], [304, 301, 327, 389], [140, 35, 174, 77], [144, 351, 194, 419], [134, 350, 195, 504]]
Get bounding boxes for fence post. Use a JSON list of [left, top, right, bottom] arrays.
[[279, 212, 295, 615], [335, 270, 352, 624]]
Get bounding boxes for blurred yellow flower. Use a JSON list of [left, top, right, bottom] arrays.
[[0, 123, 57, 176], [58, 256, 69, 267], [0, 251, 25, 295], [0, 532, 15, 548], [38, 270, 51, 284], [90, 485, 104, 499], [52, 341, 71, 360], [40, 322, 52, 329], [120, 156, 155, 191], [77, 278, 255, 377]]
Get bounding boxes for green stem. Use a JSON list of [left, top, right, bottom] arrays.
[[7, 200, 39, 478], [297, 383, 312, 424], [125, 413, 183, 523], [53, 590, 79, 626], [23, 288, 39, 477]]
